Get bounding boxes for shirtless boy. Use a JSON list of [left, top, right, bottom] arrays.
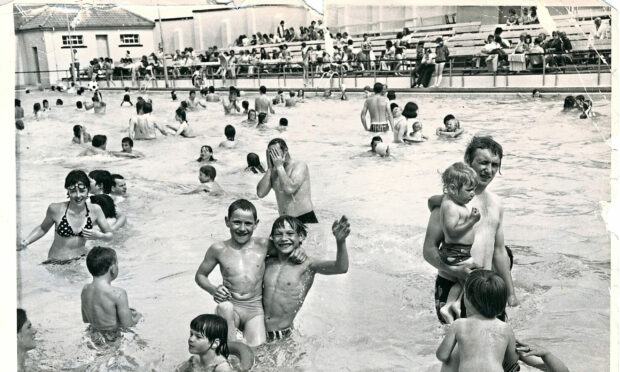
[[437, 114, 464, 138], [129, 101, 168, 140], [81, 247, 141, 333], [255, 86, 275, 122], [257, 138, 318, 224], [194, 199, 305, 347], [360, 82, 393, 132], [185, 165, 223, 195], [263, 215, 349, 341], [186, 90, 207, 110]]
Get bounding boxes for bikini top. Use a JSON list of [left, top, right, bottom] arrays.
[[56, 203, 93, 238]]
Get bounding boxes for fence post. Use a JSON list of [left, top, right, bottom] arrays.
[[449, 58, 453, 87], [283, 62, 287, 88], [120, 69, 124, 88], [597, 54, 601, 86], [542, 54, 546, 86]]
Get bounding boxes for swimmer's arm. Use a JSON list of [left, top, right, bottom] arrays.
[[428, 195, 444, 211], [128, 119, 135, 139], [81, 301, 88, 323], [386, 104, 394, 131], [153, 121, 169, 136], [20, 204, 55, 249], [256, 168, 273, 198], [269, 100, 275, 114], [195, 245, 222, 296], [174, 122, 189, 136], [184, 185, 208, 194], [90, 205, 114, 240], [111, 213, 127, 231], [492, 206, 518, 305], [274, 162, 306, 195], [360, 100, 369, 131], [436, 322, 458, 362], [502, 329, 520, 370], [310, 238, 349, 275], [441, 202, 477, 238], [115, 289, 136, 327]]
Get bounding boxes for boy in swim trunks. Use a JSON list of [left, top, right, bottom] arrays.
[[195, 199, 306, 347], [81, 247, 141, 339], [438, 162, 480, 323], [360, 82, 393, 133], [263, 215, 349, 341]]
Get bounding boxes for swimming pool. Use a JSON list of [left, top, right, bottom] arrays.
[[16, 90, 611, 371]]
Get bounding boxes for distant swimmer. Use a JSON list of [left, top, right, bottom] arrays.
[[365, 136, 390, 157], [256, 112, 268, 129], [257, 138, 318, 223], [360, 82, 393, 132], [194, 199, 306, 347], [79, 135, 110, 156], [242, 109, 257, 126], [222, 86, 241, 115], [120, 87, 133, 106], [219, 125, 237, 149], [167, 108, 196, 138], [15, 99, 24, 119], [129, 101, 169, 140], [245, 153, 265, 174], [278, 118, 288, 132], [33, 103, 42, 120], [392, 103, 419, 143], [363, 85, 372, 98], [185, 165, 223, 195], [186, 90, 207, 111], [241, 100, 250, 115], [171, 90, 178, 101], [255, 86, 275, 122], [297, 89, 305, 102], [72, 124, 92, 144], [112, 137, 144, 158], [197, 145, 217, 163], [81, 247, 141, 336], [273, 89, 285, 105], [263, 215, 349, 341], [88, 170, 114, 195], [19, 170, 113, 262], [84, 94, 107, 114], [436, 114, 463, 138], [205, 86, 221, 102], [400, 102, 427, 143], [285, 91, 297, 107]]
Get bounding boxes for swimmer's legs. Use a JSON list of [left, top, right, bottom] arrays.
[[439, 281, 462, 324], [440, 344, 460, 372], [216, 301, 241, 343], [243, 315, 266, 347]]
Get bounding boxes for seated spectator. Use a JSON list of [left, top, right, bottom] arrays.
[[529, 6, 539, 24], [590, 17, 609, 40], [506, 8, 519, 26], [527, 37, 546, 70], [514, 33, 531, 54], [520, 7, 531, 24], [412, 48, 436, 88]]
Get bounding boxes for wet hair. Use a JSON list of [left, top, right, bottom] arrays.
[[270, 215, 308, 240], [563, 95, 576, 109], [209, 86, 215, 93], [465, 269, 507, 318], [143, 102, 153, 114], [279, 118, 288, 126], [575, 95, 585, 103], [15, 99, 21, 107], [390, 103, 399, 112], [268, 138, 288, 152], [442, 162, 478, 194], [532, 89, 540, 97], [198, 145, 215, 161], [136, 99, 144, 114], [16, 120, 24, 130], [247, 109, 256, 120], [258, 112, 267, 124], [56, 99, 63, 106], [42, 99, 49, 107], [259, 85, 267, 94], [386, 90, 396, 100], [33, 103, 41, 113], [190, 314, 230, 358], [122, 137, 133, 147], [171, 91, 177, 101], [64, 170, 91, 189], [363, 85, 372, 92], [111, 174, 124, 186], [92, 95, 99, 103], [494, 27, 503, 35], [242, 100, 249, 110], [17, 308, 27, 333], [224, 125, 236, 140], [86, 246, 117, 277], [176, 107, 187, 122], [246, 153, 265, 173], [370, 136, 383, 148], [73, 125, 82, 138], [89, 169, 114, 194], [200, 165, 216, 180], [402, 102, 418, 119], [92, 135, 107, 149], [180, 101, 189, 110], [464, 136, 503, 173], [289, 91, 296, 97], [90, 194, 117, 218], [227, 199, 258, 221], [372, 82, 383, 94], [443, 114, 455, 125]]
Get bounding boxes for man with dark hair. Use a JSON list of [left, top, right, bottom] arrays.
[[423, 136, 517, 325], [257, 138, 318, 223], [111, 174, 127, 196], [79, 135, 108, 156], [219, 125, 237, 149], [88, 170, 114, 195], [360, 82, 393, 132], [255, 85, 275, 121]]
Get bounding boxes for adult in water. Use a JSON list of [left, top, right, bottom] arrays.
[[254, 85, 275, 122], [423, 137, 518, 358], [19, 170, 113, 263], [257, 138, 318, 224], [17, 308, 37, 371], [129, 100, 168, 140], [360, 82, 393, 132]]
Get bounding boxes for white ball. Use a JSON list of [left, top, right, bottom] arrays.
[[88, 81, 98, 91]]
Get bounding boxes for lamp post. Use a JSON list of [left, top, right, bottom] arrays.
[[158, 6, 169, 88], [67, 14, 76, 85]]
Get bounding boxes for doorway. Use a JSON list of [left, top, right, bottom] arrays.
[[32, 46, 41, 84], [96, 35, 110, 58]]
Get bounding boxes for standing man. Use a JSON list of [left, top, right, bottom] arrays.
[[257, 138, 318, 224], [254, 86, 275, 122], [360, 82, 393, 132], [423, 136, 518, 326]]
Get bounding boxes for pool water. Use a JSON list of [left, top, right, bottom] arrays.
[[16, 90, 611, 371]]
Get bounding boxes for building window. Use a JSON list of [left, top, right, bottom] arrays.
[[120, 34, 140, 45], [62, 35, 83, 46]]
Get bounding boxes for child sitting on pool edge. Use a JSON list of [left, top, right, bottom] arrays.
[[81, 247, 141, 340], [185, 165, 223, 195], [437, 162, 480, 324], [436, 270, 519, 372], [436, 114, 463, 138]]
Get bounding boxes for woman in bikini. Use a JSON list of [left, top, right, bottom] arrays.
[[19, 170, 113, 263]]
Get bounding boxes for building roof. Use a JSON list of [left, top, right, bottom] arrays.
[[14, 4, 155, 32]]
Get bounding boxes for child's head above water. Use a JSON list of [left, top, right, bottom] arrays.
[[531, 89, 541, 97], [442, 162, 478, 203], [121, 137, 133, 152], [443, 114, 458, 131], [242, 100, 249, 111], [188, 314, 229, 358], [464, 269, 507, 318], [42, 99, 49, 108], [279, 118, 288, 127], [33, 103, 41, 113], [370, 136, 383, 151], [390, 103, 400, 116], [76, 101, 83, 109], [248, 109, 257, 121], [56, 99, 63, 106], [199, 165, 216, 183], [224, 125, 236, 141], [86, 246, 118, 278], [258, 112, 267, 125]]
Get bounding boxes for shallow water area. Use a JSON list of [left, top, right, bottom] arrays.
[[16, 89, 611, 371]]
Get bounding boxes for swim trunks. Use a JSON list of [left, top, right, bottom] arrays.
[[295, 210, 319, 224], [438, 242, 472, 265], [370, 123, 390, 132], [503, 359, 521, 372], [434, 246, 513, 324], [230, 296, 264, 328], [266, 326, 293, 341], [42, 253, 86, 265]]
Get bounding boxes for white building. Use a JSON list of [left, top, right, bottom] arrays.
[[14, 4, 155, 87]]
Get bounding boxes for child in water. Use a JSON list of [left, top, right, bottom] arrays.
[[408, 121, 428, 142], [186, 165, 223, 195], [437, 162, 480, 323], [197, 145, 217, 163], [175, 314, 233, 372], [33, 103, 42, 120], [256, 112, 267, 129], [81, 247, 141, 335], [278, 118, 288, 132], [219, 125, 237, 149], [121, 87, 133, 106], [42, 99, 51, 111], [436, 270, 519, 372], [242, 110, 257, 126], [436, 114, 464, 138], [245, 153, 266, 174], [72, 124, 92, 144]]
